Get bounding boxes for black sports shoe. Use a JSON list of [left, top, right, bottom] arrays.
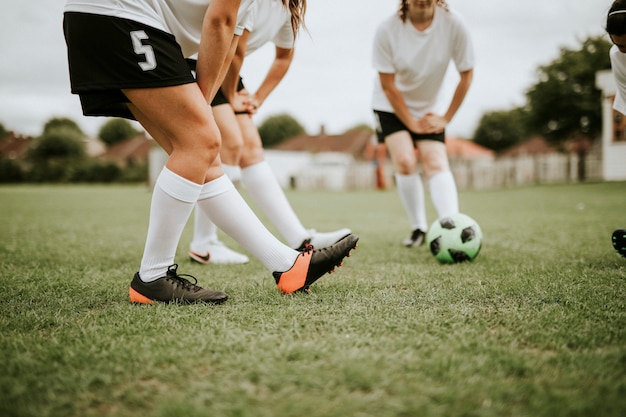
[[273, 234, 359, 294], [402, 229, 426, 247], [612, 228, 626, 258], [129, 264, 228, 304]]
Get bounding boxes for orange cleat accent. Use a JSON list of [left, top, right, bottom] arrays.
[[275, 250, 313, 294], [129, 287, 156, 304]]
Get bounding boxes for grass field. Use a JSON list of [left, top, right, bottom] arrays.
[[1, 182, 625, 417]]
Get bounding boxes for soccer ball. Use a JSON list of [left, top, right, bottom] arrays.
[[426, 213, 482, 263]]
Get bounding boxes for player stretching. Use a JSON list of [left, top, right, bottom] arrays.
[[62, 0, 358, 303], [188, 0, 351, 265]]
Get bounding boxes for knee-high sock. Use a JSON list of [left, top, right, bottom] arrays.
[[139, 167, 201, 282], [241, 161, 309, 248], [195, 175, 296, 272], [395, 173, 428, 231], [429, 170, 459, 218], [189, 164, 239, 253]]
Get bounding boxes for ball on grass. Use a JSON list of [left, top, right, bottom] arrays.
[[426, 213, 482, 263]]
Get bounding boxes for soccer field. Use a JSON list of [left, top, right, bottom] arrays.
[[1, 183, 625, 417]]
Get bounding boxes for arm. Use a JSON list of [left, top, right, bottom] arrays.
[[378, 72, 421, 133], [196, 0, 241, 103], [221, 29, 250, 106], [251, 45, 294, 108], [423, 68, 473, 132]]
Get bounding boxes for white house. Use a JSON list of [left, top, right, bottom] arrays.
[[595, 69, 626, 181]]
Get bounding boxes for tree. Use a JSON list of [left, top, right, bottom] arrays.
[[524, 36, 611, 144], [258, 113, 306, 147], [27, 125, 87, 182], [99, 118, 140, 147], [42, 117, 84, 138], [0, 122, 7, 139], [472, 107, 528, 152]]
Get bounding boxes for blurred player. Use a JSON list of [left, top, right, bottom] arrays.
[[371, 0, 474, 247]]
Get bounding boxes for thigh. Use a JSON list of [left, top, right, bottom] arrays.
[[385, 131, 418, 175], [237, 114, 265, 167], [213, 103, 244, 165], [416, 140, 450, 176]]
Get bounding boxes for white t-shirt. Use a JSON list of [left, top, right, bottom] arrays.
[[244, 0, 294, 55], [64, 0, 257, 58], [371, 6, 475, 117], [610, 45, 626, 115]]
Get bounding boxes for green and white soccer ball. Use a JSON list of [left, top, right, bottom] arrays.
[[426, 213, 483, 263]]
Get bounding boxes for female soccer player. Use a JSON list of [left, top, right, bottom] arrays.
[[371, 0, 474, 247], [188, 0, 351, 265], [63, 0, 359, 303], [606, 0, 626, 258]]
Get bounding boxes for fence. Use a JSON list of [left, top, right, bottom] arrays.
[[334, 153, 604, 192]]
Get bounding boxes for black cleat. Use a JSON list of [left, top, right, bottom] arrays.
[[274, 234, 359, 294], [129, 264, 228, 304]]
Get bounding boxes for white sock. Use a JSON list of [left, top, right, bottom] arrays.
[[189, 163, 240, 253], [139, 167, 201, 282], [189, 207, 219, 254], [195, 175, 296, 272], [395, 173, 428, 231], [429, 170, 459, 218], [221, 163, 241, 183], [241, 161, 309, 248]]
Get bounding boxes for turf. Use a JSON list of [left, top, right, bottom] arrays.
[[1, 182, 625, 417]]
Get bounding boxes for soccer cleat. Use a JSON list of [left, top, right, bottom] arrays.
[[129, 264, 228, 304], [274, 234, 359, 294], [295, 228, 352, 251], [189, 240, 249, 265], [612, 228, 626, 258], [402, 229, 426, 247]]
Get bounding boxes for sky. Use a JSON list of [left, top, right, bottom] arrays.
[[0, 0, 610, 139]]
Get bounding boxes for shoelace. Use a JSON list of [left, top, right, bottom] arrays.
[[166, 264, 201, 292]]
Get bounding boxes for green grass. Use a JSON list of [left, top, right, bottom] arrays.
[[1, 182, 625, 417]]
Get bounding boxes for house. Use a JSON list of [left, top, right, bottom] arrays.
[[266, 130, 495, 190], [595, 69, 626, 181], [99, 132, 153, 167]]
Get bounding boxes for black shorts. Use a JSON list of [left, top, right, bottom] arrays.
[[186, 58, 245, 108], [373, 110, 445, 145], [63, 12, 195, 119]]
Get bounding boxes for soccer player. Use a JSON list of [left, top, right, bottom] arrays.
[[371, 0, 474, 247], [188, 0, 351, 265], [62, 0, 359, 303], [606, 0, 626, 258]]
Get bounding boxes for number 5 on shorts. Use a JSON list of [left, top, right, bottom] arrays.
[[130, 30, 157, 71]]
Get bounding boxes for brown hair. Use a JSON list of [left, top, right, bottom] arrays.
[[283, 0, 307, 36], [398, 0, 449, 23]]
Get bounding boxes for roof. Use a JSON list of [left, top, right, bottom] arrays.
[[499, 136, 558, 157], [273, 131, 494, 160], [446, 136, 495, 159], [99, 133, 153, 163], [272, 130, 375, 159], [0, 133, 32, 159]]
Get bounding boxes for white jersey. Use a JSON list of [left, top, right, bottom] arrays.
[[610, 45, 626, 115], [64, 0, 257, 58], [371, 6, 474, 117], [244, 0, 294, 55]]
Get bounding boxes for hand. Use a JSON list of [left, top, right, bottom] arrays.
[[418, 113, 447, 134], [231, 90, 251, 113]]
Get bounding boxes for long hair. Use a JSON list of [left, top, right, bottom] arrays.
[[607, 0, 626, 36], [283, 0, 307, 36], [398, 0, 449, 23]]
